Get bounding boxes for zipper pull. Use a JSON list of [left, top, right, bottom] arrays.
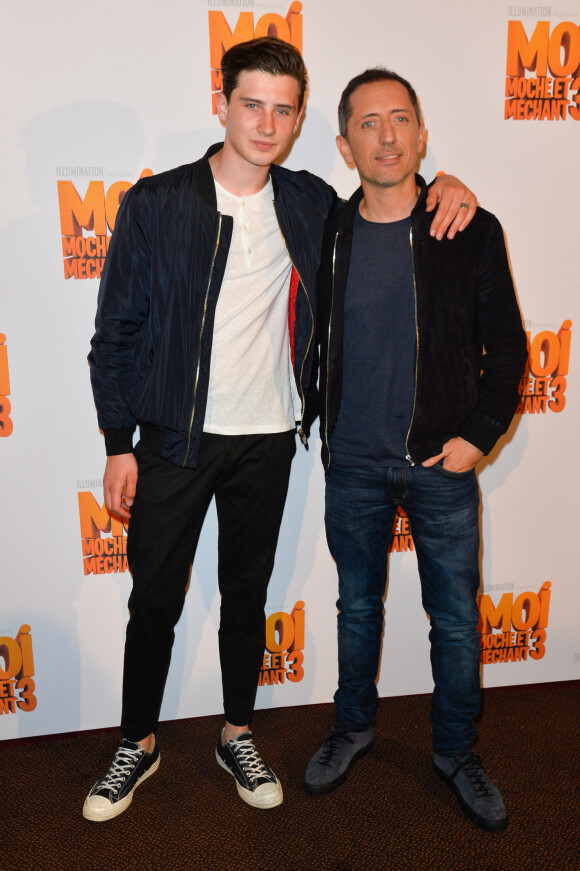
[[405, 453, 415, 467]]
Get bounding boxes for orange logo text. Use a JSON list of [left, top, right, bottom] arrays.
[[505, 20, 580, 120], [209, 2, 303, 113], [388, 507, 414, 553], [259, 601, 304, 686], [516, 320, 571, 414], [0, 626, 36, 714], [478, 582, 550, 664], [58, 170, 152, 280], [0, 333, 13, 437], [79, 491, 128, 575]]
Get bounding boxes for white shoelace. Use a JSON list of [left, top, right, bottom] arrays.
[[98, 744, 142, 794], [231, 739, 271, 783]]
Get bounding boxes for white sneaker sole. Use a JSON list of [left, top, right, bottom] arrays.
[[82, 754, 160, 822], [216, 750, 283, 809]]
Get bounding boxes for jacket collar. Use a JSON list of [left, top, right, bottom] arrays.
[[193, 143, 223, 210], [336, 173, 427, 231], [193, 142, 281, 209]]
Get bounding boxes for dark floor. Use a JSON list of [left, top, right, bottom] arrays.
[[2, 682, 579, 871]]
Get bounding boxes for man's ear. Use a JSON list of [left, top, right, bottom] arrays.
[[417, 123, 426, 156], [215, 91, 228, 123], [336, 134, 353, 166]]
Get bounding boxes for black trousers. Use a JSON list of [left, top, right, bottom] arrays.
[[121, 431, 296, 742]]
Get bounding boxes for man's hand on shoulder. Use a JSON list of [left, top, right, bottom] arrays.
[[421, 437, 483, 473], [425, 174, 477, 241], [103, 453, 138, 519]]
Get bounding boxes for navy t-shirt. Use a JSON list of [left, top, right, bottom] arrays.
[[329, 211, 416, 466]]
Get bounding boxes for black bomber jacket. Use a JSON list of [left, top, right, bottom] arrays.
[[89, 144, 337, 468], [310, 176, 528, 469]]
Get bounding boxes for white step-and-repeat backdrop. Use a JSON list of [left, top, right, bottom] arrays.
[[1, 1, 578, 739]]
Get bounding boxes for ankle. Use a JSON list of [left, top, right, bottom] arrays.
[[222, 723, 249, 745], [137, 733, 155, 754]]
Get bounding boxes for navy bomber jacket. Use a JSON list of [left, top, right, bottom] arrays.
[[89, 143, 337, 468], [310, 176, 528, 469]]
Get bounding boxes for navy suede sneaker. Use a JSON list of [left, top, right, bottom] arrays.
[[303, 723, 374, 796], [433, 748, 508, 832]]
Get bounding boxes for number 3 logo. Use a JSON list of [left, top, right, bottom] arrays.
[[286, 651, 304, 683], [569, 76, 580, 120], [0, 396, 13, 437], [16, 677, 37, 712], [529, 629, 546, 661]]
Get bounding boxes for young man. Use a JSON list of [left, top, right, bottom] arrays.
[[85, 40, 475, 820], [304, 69, 527, 832]]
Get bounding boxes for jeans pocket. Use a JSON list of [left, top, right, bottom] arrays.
[[432, 459, 475, 479]]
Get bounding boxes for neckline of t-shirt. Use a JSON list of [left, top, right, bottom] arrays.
[[355, 210, 412, 229], [214, 175, 273, 202]]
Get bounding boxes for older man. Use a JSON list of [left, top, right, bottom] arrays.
[[304, 68, 527, 832]]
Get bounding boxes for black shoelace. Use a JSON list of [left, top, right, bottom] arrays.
[[319, 731, 353, 766], [458, 753, 494, 797]]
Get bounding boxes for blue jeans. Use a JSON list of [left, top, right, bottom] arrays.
[[325, 462, 481, 755]]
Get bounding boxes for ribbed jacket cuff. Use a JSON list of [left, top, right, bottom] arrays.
[[103, 427, 135, 456]]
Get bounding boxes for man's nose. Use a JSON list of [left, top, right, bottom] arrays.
[[379, 121, 396, 144], [258, 111, 275, 135]]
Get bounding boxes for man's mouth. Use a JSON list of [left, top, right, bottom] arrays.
[[253, 140, 276, 151], [375, 152, 402, 162]]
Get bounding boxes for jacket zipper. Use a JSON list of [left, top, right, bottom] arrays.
[[182, 215, 222, 466], [405, 225, 419, 466], [277, 218, 314, 447], [324, 231, 339, 470]]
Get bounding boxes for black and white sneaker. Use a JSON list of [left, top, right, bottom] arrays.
[[215, 729, 283, 809], [83, 738, 160, 822]]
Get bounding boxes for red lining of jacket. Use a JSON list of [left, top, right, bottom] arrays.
[[288, 266, 299, 368]]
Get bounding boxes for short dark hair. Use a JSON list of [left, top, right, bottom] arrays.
[[220, 37, 308, 109], [338, 68, 421, 137]]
